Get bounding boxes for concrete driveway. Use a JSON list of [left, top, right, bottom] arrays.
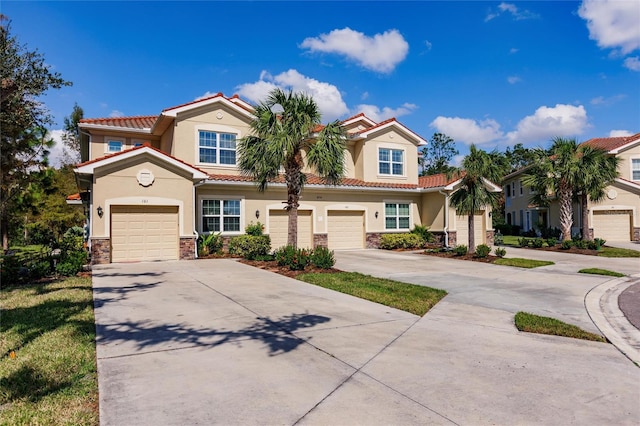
[[93, 255, 639, 425]]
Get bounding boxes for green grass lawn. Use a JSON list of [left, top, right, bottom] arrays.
[[0, 276, 98, 425], [578, 268, 625, 277], [297, 272, 447, 316], [514, 312, 606, 342], [598, 246, 640, 258], [500, 235, 521, 246], [494, 258, 555, 268]]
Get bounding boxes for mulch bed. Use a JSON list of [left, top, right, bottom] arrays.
[[421, 250, 501, 263], [238, 259, 341, 278]]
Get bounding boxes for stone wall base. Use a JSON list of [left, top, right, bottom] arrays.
[[91, 238, 111, 265], [633, 227, 640, 242], [313, 234, 328, 248], [366, 232, 381, 248], [180, 237, 196, 260]]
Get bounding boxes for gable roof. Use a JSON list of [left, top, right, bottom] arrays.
[[79, 115, 157, 133], [355, 117, 428, 146], [581, 132, 640, 154], [419, 172, 501, 192], [206, 173, 419, 190], [74, 144, 209, 180], [161, 92, 254, 118]]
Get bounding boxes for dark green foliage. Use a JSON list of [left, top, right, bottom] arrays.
[[531, 238, 544, 248], [55, 250, 87, 276], [518, 237, 530, 247], [494, 247, 507, 258], [410, 225, 434, 244], [274, 245, 311, 270], [245, 222, 264, 236], [228, 235, 271, 260], [573, 239, 588, 249], [493, 230, 503, 246], [561, 240, 573, 250], [379, 233, 424, 250], [546, 237, 557, 247], [310, 246, 335, 269], [198, 232, 223, 256], [474, 244, 491, 258], [453, 245, 467, 256], [420, 133, 458, 176], [494, 224, 521, 236]]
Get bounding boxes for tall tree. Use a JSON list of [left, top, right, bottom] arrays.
[[61, 103, 84, 165], [522, 137, 617, 242], [420, 132, 458, 176], [238, 88, 346, 248], [504, 143, 535, 173], [1, 17, 71, 249], [449, 145, 503, 253]]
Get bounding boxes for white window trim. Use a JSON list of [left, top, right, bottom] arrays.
[[519, 180, 523, 196], [383, 200, 412, 232], [105, 137, 125, 153], [630, 156, 640, 182], [510, 182, 515, 198], [198, 195, 245, 235], [194, 124, 241, 168], [377, 145, 407, 178]]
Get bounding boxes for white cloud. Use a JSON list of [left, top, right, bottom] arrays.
[[506, 104, 589, 144], [486, 2, 539, 22], [623, 56, 640, 71], [429, 116, 504, 146], [45, 129, 65, 169], [352, 103, 417, 122], [300, 27, 409, 73], [590, 94, 626, 106], [236, 69, 349, 121], [361, 91, 369, 100], [507, 76, 522, 84], [424, 40, 432, 51], [509, 48, 519, 54], [109, 110, 124, 118], [578, 0, 640, 55], [609, 130, 632, 137]]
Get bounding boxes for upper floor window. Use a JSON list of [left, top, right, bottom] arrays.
[[385, 203, 410, 230], [519, 180, 523, 195], [199, 131, 236, 165], [107, 140, 123, 153], [505, 184, 511, 197], [202, 199, 240, 233], [632, 158, 640, 181], [379, 148, 403, 176]]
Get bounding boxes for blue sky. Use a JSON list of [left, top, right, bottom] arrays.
[[4, 1, 640, 167]]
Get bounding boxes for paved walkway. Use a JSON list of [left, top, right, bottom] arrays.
[[93, 253, 640, 425]]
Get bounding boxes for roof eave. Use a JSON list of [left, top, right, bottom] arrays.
[[79, 123, 152, 134]]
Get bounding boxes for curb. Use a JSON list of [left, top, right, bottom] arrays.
[[585, 276, 640, 366]]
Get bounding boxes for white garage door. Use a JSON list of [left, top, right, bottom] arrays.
[[269, 210, 313, 249], [111, 206, 179, 262], [328, 211, 365, 249], [456, 213, 485, 247], [592, 210, 632, 241]]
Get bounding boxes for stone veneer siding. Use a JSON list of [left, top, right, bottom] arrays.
[[366, 232, 381, 248], [180, 237, 196, 260], [91, 238, 111, 265], [634, 227, 640, 241], [313, 234, 328, 248]]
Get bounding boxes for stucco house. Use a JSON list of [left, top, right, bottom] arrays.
[[502, 133, 640, 241], [73, 93, 499, 264]]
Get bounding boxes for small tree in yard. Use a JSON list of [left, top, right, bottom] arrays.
[[238, 88, 346, 248], [449, 145, 503, 253], [420, 132, 458, 176]]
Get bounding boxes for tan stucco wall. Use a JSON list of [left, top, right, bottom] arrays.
[[589, 181, 640, 227], [91, 156, 195, 238], [88, 133, 160, 161], [616, 144, 640, 182], [421, 192, 446, 231], [195, 184, 424, 236], [359, 130, 420, 185]]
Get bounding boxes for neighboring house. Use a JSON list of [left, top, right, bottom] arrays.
[[72, 93, 499, 264], [502, 133, 640, 241]]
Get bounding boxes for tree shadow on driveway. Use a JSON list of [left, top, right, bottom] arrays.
[[96, 312, 331, 357]]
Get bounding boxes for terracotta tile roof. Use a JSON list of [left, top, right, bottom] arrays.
[[79, 115, 157, 129], [75, 143, 209, 176], [162, 92, 254, 114], [207, 173, 418, 189], [581, 132, 640, 152], [66, 192, 81, 201], [418, 173, 462, 189]]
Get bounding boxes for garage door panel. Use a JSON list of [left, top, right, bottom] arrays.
[[269, 210, 313, 249], [592, 210, 631, 241], [111, 205, 179, 262], [328, 211, 364, 250], [456, 213, 484, 246]]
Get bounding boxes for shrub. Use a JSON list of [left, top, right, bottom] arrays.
[[546, 237, 557, 247], [531, 238, 544, 248], [493, 230, 504, 246], [518, 237, 530, 248], [274, 245, 311, 270], [494, 224, 521, 236], [574, 239, 588, 249], [475, 244, 491, 258], [30, 259, 53, 279], [494, 247, 507, 258], [593, 238, 606, 250], [453, 245, 467, 256], [379, 233, 424, 250], [198, 232, 223, 256], [228, 235, 271, 260], [310, 246, 335, 269], [56, 250, 88, 276], [245, 222, 264, 236], [561, 240, 573, 250], [410, 225, 434, 244], [540, 227, 561, 239]]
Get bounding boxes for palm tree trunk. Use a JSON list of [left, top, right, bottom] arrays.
[[1, 210, 9, 251], [580, 194, 591, 241], [287, 200, 298, 248], [558, 183, 573, 241], [468, 213, 475, 253], [286, 160, 302, 248]]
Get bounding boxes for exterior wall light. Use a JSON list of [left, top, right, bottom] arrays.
[[375, 211, 379, 219], [97, 206, 103, 218], [255, 209, 260, 219]]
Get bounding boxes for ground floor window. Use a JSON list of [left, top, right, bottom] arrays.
[[202, 199, 240, 232], [385, 203, 410, 230]]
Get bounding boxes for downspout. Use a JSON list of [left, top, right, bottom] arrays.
[[79, 129, 93, 252], [439, 189, 449, 248], [193, 180, 207, 258]]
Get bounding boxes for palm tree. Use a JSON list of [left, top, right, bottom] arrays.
[[237, 88, 346, 248], [522, 137, 619, 242], [449, 145, 503, 253]]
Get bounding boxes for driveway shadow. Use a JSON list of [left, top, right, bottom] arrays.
[[92, 282, 161, 308], [97, 313, 331, 357]]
